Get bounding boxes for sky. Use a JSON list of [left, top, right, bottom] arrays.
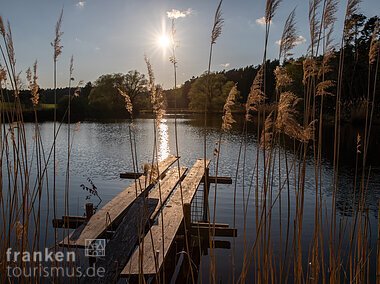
[[1, 0, 379, 89]]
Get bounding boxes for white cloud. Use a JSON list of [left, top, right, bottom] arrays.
[[295, 35, 307, 45], [220, 63, 230, 68], [167, 8, 193, 19], [276, 35, 307, 46], [255, 16, 271, 26], [76, 1, 85, 8]]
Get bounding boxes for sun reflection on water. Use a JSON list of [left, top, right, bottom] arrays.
[[158, 119, 169, 161]]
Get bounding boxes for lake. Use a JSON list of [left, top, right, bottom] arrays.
[[2, 114, 380, 282]]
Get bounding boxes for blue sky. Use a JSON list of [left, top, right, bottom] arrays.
[[1, 0, 379, 89]]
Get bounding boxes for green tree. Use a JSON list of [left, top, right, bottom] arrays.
[[121, 70, 149, 111], [88, 73, 126, 117], [188, 73, 235, 112]]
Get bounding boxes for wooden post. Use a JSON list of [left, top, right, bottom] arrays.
[[86, 203, 95, 268], [202, 168, 210, 222], [184, 203, 191, 241], [85, 203, 94, 221], [183, 203, 192, 281]]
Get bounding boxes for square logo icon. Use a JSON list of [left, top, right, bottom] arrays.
[[85, 239, 106, 257]]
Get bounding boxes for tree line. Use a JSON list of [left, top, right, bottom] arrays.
[[3, 14, 378, 123]]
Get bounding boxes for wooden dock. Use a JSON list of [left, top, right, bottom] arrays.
[[55, 155, 236, 282], [120, 159, 210, 277], [59, 155, 178, 247]]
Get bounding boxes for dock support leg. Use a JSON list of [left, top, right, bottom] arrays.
[[202, 168, 210, 222], [85, 203, 94, 220], [184, 203, 191, 242]]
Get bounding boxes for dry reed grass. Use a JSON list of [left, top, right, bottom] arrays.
[[0, 1, 379, 283]]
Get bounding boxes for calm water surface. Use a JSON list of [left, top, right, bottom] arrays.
[[5, 115, 380, 282]]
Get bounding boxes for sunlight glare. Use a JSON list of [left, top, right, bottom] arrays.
[[158, 119, 170, 161], [158, 34, 170, 49]]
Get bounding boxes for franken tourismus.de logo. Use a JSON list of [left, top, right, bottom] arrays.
[[5, 247, 105, 278], [85, 239, 106, 257], [6, 248, 75, 263]]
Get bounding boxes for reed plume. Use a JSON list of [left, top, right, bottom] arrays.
[[303, 58, 318, 84], [276, 92, 315, 142], [26, 60, 39, 107], [316, 80, 335, 96], [246, 66, 265, 121], [318, 50, 335, 77], [5, 21, 16, 69], [265, 0, 282, 24], [279, 8, 297, 62], [15, 72, 21, 95], [344, 0, 362, 38], [0, 15, 5, 36], [274, 66, 293, 90], [356, 133, 361, 154], [15, 221, 25, 241], [211, 0, 224, 44], [369, 21, 379, 65], [323, 0, 338, 29], [51, 9, 63, 62], [117, 88, 133, 115], [260, 112, 274, 149], [144, 55, 165, 121], [0, 64, 6, 82], [69, 54, 74, 78], [222, 84, 238, 131], [308, 0, 322, 54]]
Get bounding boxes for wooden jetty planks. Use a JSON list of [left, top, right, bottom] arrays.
[[60, 155, 178, 247], [120, 159, 210, 276], [83, 197, 159, 284], [148, 167, 187, 220], [178, 159, 210, 204]]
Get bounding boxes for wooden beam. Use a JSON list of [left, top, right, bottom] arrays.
[[59, 155, 178, 248], [52, 216, 86, 229], [83, 197, 158, 284], [120, 172, 143, 179], [201, 176, 232, 184], [191, 222, 229, 228], [190, 226, 237, 238]]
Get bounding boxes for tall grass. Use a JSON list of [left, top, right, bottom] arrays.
[[0, 0, 379, 283]]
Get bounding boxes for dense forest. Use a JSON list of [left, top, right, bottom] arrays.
[[2, 14, 379, 123]]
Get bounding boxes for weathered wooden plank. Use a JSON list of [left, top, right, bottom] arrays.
[[201, 176, 232, 184], [179, 159, 210, 205], [148, 167, 187, 220], [191, 222, 230, 228], [120, 196, 184, 276], [60, 155, 178, 248], [120, 159, 210, 277], [52, 216, 87, 229], [190, 226, 237, 237], [120, 172, 143, 179], [83, 197, 158, 284]]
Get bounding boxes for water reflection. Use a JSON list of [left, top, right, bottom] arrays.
[[158, 119, 169, 161]]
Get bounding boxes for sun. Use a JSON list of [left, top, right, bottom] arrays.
[[157, 34, 170, 49]]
